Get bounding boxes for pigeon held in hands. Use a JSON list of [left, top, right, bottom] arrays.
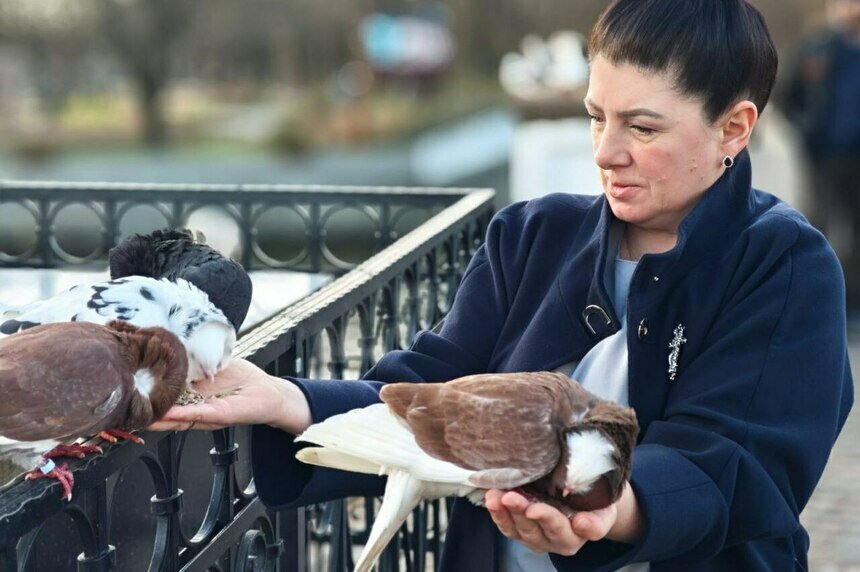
[[0, 276, 234, 386], [296, 371, 639, 572], [0, 320, 188, 500], [109, 228, 252, 333]]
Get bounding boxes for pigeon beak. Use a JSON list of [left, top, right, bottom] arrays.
[[562, 485, 572, 498], [205, 372, 216, 385]]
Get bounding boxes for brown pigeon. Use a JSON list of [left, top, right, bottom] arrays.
[[0, 320, 188, 499], [296, 371, 639, 572]]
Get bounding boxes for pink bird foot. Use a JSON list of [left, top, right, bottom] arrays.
[[42, 443, 104, 459], [98, 428, 144, 444], [26, 459, 75, 500]]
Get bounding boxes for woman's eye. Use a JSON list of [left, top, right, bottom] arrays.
[[631, 125, 655, 136]]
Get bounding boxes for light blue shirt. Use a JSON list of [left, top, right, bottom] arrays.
[[502, 237, 648, 572]]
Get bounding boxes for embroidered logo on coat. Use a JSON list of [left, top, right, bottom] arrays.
[[668, 324, 687, 381]]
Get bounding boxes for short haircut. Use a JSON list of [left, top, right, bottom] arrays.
[[588, 0, 778, 123]]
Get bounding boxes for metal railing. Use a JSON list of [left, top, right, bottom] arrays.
[[0, 181, 476, 273], [0, 183, 495, 571]]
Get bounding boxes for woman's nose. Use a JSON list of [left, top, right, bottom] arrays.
[[593, 127, 631, 170]]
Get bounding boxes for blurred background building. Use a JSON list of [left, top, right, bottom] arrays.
[[0, 0, 858, 568]]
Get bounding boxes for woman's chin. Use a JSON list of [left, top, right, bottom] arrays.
[[607, 201, 645, 225]]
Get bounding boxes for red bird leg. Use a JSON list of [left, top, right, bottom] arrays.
[[98, 428, 144, 444], [42, 443, 104, 459], [26, 459, 75, 500]]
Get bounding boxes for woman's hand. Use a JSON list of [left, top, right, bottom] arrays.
[[148, 358, 312, 434], [485, 482, 642, 556]]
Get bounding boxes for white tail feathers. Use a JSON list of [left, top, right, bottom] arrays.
[[295, 447, 382, 476], [295, 403, 474, 484], [294, 403, 482, 571], [354, 469, 425, 572]]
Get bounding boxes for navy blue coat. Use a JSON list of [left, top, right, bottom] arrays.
[[251, 150, 853, 571]]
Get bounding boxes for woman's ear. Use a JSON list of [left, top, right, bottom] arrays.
[[719, 100, 759, 158]]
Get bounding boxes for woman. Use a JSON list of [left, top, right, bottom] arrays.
[[152, 0, 853, 569]]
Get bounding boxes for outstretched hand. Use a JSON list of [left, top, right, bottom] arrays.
[[485, 482, 642, 556], [148, 358, 312, 434], [485, 489, 618, 556]]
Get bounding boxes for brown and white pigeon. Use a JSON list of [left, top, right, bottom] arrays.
[[296, 371, 639, 572], [0, 320, 188, 499]]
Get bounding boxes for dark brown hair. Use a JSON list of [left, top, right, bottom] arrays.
[[588, 0, 778, 123]]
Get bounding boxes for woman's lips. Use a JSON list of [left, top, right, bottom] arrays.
[[609, 183, 641, 199]]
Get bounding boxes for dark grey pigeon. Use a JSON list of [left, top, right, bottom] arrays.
[[109, 229, 252, 332]]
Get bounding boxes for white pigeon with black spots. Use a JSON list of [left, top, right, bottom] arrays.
[[0, 275, 234, 386]]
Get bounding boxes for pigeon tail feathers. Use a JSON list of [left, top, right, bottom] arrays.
[[295, 447, 383, 476], [295, 404, 474, 484], [354, 469, 425, 572]]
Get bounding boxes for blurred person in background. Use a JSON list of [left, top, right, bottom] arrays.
[[778, 0, 860, 310]]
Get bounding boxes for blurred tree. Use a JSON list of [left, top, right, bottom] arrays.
[[0, 0, 830, 150], [0, 1, 97, 126], [97, 0, 194, 147]]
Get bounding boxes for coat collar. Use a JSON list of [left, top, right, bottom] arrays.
[[570, 149, 756, 343]]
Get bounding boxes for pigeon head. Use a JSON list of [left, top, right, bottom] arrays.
[[106, 320, 189, 425], [184, 321, 236, 384], [559, 401, 639, 511]]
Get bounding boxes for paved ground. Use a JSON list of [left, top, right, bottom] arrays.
[[803, 333, 860, 571]]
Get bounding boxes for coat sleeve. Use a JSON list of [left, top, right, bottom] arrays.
[[251, 205, 521, 510], [555, 218, 854, 570]]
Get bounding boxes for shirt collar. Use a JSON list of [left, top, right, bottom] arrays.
[[576, 149, 755, 341], [597, 148, 755, 270]]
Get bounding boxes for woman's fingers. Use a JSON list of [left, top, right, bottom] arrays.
[[526, 503, 569, 540], [571, 505, 616, 541], [147, 403, 220, 431], [486, 490, 593, 556], [485, 489, 519, 539], [525, 503, 584, 556], [501, 491, 551, 547]]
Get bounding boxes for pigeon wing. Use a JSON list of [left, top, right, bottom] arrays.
[[0, 324, 130, 441], [381, 372, 579, 488], [0, 284, 100, 334], [0, 277, 170, 335]]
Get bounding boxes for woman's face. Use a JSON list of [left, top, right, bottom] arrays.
[[585, 56, 726, 234]]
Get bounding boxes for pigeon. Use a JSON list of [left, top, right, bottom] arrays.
[[0, 276, 235, 386], [296, 371, 639, 572], [109, 229, 252, 332], [0, 320, 188, 499]]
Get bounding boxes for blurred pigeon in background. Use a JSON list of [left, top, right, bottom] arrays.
[[0, 321, 187, 499], [0, 276, 234, 385], [296, 371, 639, 572], [109, 229, 252, 333]]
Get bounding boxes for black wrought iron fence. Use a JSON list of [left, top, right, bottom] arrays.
[[0, 183, 495, 571], [0, 182, 477, 273]]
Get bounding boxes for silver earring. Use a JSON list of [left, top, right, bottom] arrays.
[[723, 155, 734, 168]]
